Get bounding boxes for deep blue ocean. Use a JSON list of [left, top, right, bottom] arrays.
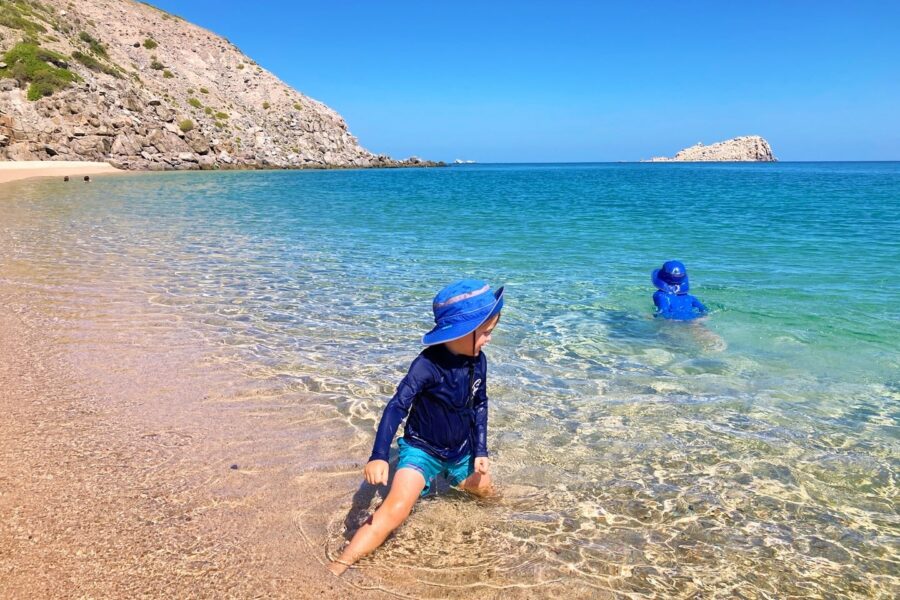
[[2, 162, 898, 597]]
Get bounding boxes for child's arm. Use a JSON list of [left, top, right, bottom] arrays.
[[691, 295, 708, 315], [366, 357, 433, 484], [472, 355, 489, 474], [653, 290, 671, 316]]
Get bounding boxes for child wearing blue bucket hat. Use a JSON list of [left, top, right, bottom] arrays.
[[652, 260, 708, 320], [329, 279, 504, 576]]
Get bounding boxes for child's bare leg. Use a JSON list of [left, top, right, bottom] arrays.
[[328, 468, 425, 576], [458, 470, 493, 497]]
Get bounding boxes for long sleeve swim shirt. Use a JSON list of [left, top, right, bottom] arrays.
[[369, 344, 489, 463], [653, 290, 708, 320]]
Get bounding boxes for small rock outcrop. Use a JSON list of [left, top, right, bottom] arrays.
[[645, 136, 776, 162], [0, 0, 441, 170]]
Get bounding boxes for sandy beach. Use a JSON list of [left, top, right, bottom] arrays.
[[0, 297, 386, 598], [0, 161, 123, 184]]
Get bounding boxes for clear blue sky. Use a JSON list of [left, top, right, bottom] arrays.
[[146, 1, 899, 162]]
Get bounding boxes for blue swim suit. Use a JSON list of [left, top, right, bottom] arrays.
[[397, 438, 474, 495]]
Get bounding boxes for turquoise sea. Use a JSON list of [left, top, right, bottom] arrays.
[[2, 162, 898, 597]]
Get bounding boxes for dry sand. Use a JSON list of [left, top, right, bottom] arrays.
[[0, 160, 123, 184]]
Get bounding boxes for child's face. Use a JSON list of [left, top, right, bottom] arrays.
[[474, 313, 501, 353], [445, 313, 501, 356]]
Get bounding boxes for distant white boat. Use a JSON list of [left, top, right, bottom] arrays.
[[453, 159, 477, 164]]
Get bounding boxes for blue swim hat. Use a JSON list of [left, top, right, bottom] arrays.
[[652, 260, 690, 294], [422, 279, 504, 346]]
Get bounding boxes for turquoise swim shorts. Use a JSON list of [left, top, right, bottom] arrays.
[[397, 438, 474, 496]]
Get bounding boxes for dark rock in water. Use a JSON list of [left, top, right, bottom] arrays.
[[733, 473, 753, 485], [797, 536, 852, 563], [751, 461, 797, 485]]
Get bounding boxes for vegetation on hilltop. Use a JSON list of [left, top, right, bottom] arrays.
[[71, 49, 120, 77], [1, 40, 81, 100], [77, 30, 106, 57], [137, 1, 182, 21], [0, 0, 48, 36]]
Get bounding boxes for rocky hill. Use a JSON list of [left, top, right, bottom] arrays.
[[0, 0, 438, 170], [645, 136, 776, 162]]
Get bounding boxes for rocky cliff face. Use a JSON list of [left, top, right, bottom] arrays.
[[645, 136, 776, 162], [0, 0, 437, 169]]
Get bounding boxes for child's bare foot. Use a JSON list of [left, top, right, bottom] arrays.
[[327, 560, 350, 576]]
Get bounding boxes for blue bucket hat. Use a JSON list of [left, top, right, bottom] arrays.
[[422, 279, 504, 346], [652, 260, 690, 294]]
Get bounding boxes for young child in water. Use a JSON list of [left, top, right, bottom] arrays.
[[328, 279, 503, 576], [651, 260, 708, 320]]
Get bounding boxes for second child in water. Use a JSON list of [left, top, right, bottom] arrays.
[[329, 279, 503, 575], [651, 260, 708, 320]]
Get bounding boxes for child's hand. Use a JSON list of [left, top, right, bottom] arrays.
[[474, 457, 490, 475], [364, 459, 389, 485]]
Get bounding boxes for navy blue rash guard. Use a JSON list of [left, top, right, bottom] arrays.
[[369, 344, 489, 463], [653, 290, 708, 320]]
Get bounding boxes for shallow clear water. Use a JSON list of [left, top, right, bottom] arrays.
[[2, 163, 898, 597]]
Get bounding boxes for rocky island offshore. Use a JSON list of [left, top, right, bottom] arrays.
[[645, 135, 776, 162], [0, 0, 440, 170]]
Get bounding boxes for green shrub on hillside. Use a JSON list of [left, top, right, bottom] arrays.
[[0, 2, 48, 35], [71, 50, 120, 78], [1, 41, 80, 101], [215, 111, 228, 120], [143, 38, 158, 49], [78, 31, 108, 58], [187, 97, 202, 108], [179, 119, 193, 132], [150, 60, 164, 70], [199, 87, 208, 94], [162, 69, 173, 78], [237, 63, 244, 70], [262, 101, 270, 109], [31, 2, 52, 16], [293, 103, 302, 110], [203, 106, 212, 115]]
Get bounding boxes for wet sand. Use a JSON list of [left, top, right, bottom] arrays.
[[0, 304, 388, 598], [0, 161, 123, 184]]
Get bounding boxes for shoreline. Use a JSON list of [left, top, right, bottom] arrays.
[[0, 161, 124, 184], [0, 161, 449, 186]]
